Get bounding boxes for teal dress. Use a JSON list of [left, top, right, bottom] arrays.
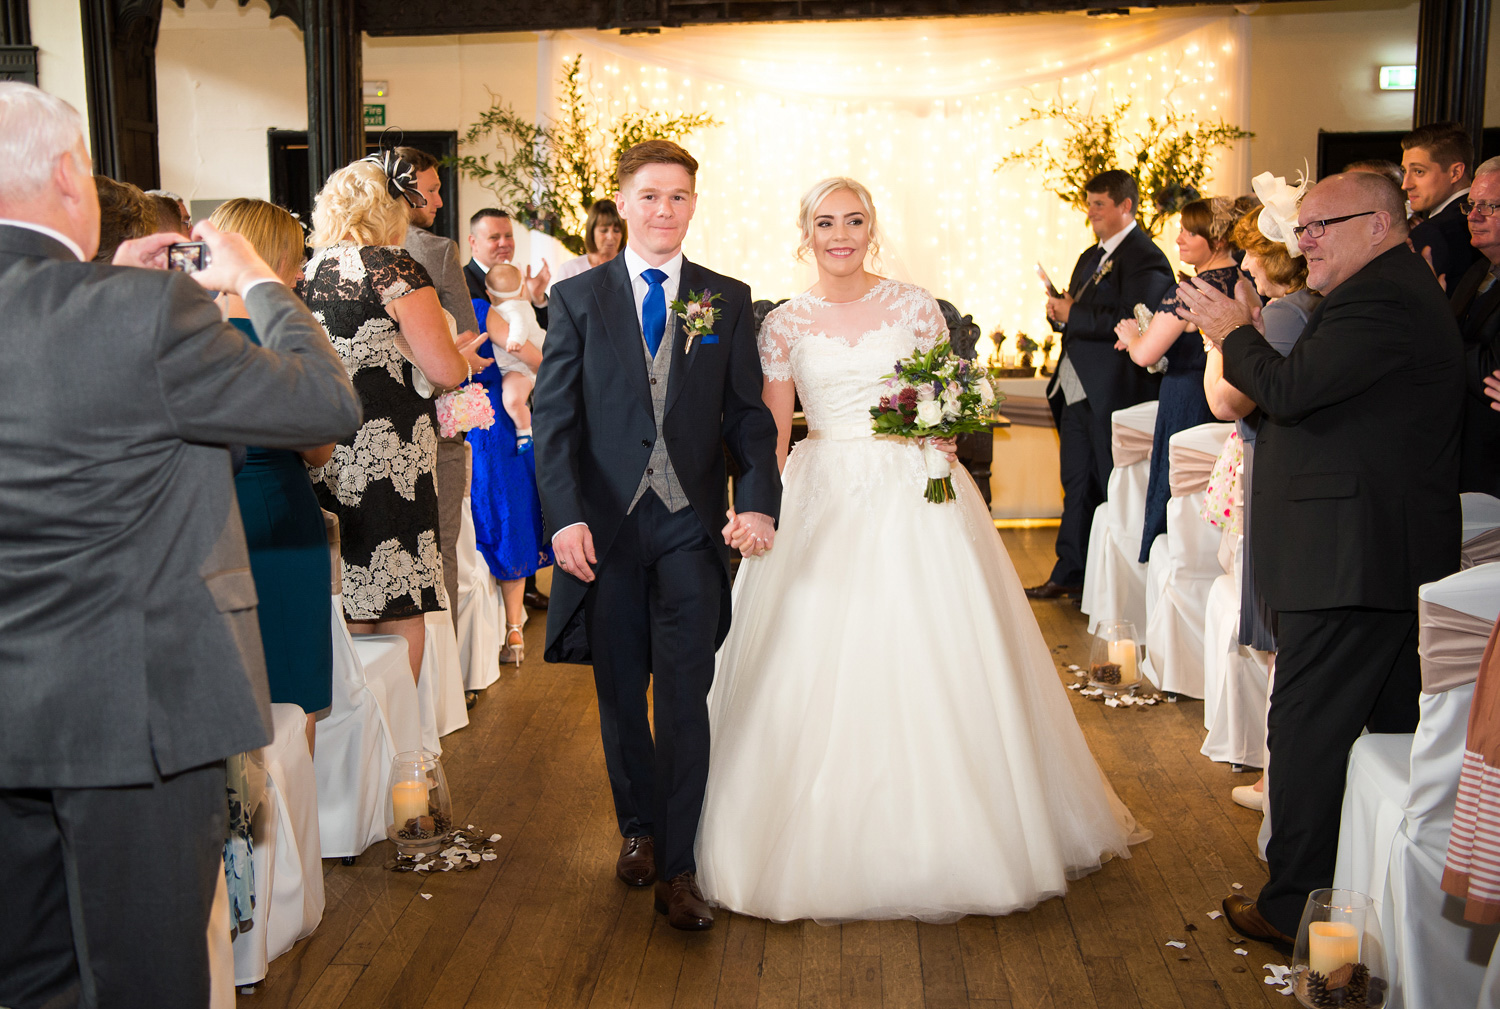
[[229, 317, 334, 713]]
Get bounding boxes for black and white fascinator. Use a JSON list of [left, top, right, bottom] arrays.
[[361, 129, 426, 209], [1252, 165, 1309, 259]]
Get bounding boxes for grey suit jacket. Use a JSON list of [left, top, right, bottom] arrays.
[[404, 225, 480, 335], [0, 224, 362, 789]]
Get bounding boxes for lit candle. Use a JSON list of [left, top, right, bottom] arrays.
[[1307, 921, 1360, 976], [1108, 638, 1139, 685], [391, 779, 429, 827]]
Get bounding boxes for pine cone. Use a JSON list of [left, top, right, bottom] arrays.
[[1092, 663, 1121, 685], [1301, 970, 1344, 1007], [1344, 963, 1371, 1005]]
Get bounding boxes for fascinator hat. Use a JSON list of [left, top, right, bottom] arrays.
[[1252, 166, 1309, 258], [360, 128, 426, 209]]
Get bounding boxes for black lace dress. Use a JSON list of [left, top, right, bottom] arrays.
[[299, 243, 447, 622]]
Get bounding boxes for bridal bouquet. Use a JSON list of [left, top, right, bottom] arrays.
[[435, 382, 496, 439], [870, 342, 1005, 503]]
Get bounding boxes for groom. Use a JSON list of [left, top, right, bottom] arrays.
[[533, 140, 781, 930]]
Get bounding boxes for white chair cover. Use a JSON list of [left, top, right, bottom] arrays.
[[1462, 493, 1500, 539], [207, 862, 234, 1006], [313, 598, 401, 858], [232, 702, 325, 986], [1142, 422, 1234, 697], [1081, 400, 1158, 635], [352, 632, 423, 755], [420, 610, 469, 748], [1334, 732, 1413, 916], [1199, 535, 1271, 767], [455, 475, 502, 693]]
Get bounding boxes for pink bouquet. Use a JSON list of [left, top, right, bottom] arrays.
[[435, 383, 496, 439]]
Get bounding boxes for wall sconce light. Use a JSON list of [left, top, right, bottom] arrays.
[[363, 80, 389, 99], [1378, 65, 1416, 91]]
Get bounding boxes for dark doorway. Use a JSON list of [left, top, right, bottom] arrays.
[[1317, 128, 1500, 180], [268, 130, 459, 243]]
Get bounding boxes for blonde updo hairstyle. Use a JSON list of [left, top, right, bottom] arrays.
[[796, 176, 884, 266], [210, 198, 305, 286], [308, 158, 409, 249]]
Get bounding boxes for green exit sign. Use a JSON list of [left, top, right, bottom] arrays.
[[363, 103, 385, 127]]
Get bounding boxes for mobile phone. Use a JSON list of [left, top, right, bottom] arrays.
[[167, 241, 210, 274], [1035, 262, 1060, 298]]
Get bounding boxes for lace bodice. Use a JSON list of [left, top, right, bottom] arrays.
[[758, 279, 948, 432]]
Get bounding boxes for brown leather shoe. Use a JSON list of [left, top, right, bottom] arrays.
[[1025, 580, 1083, 600], [616, 835, 656, 887], [654, 871, 714, 930], [1222, 894, 1294, 948]]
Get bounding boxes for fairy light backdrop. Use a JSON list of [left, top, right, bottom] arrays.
[[534, 9, 1249, 354]]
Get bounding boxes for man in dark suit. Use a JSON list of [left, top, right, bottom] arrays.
[[1027, 170, 1173, 599], [0, 83, 361, 1006], [1451, 160, 1500, 496], [1403, 121, 1481, 292], [398, 147, 482, 638], [466, 206, 552, 610], [1179, 171, 1464, 946], [533, 141, 780, 931]]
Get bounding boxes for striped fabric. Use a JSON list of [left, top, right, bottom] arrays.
[[1442, 618, 1500, 924]]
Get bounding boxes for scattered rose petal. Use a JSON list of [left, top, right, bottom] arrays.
[[481, 852, 498, 861], [1232, 883, 1244, 890], [1165, 940, 1187, 949], [1208, 911, 1223, 920], [1235, 949, 1249, 956], [420, 893, 432, 900], [1105, 698, 1121, 708], [488, 833, 501, 842]]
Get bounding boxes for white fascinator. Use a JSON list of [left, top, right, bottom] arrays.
[[1252, 166, 1310, 258]]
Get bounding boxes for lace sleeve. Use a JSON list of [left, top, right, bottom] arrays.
[[757, 305, 796, 383], [911, 288, 949, 352], [364, 246, 434, 306]]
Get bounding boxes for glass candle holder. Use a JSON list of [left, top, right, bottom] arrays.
[[1291, 889, 1389, 1008], [1089, 618, 1146, 694], [386, 749, 454, 855]]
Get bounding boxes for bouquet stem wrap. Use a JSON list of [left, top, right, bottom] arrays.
[[922, 441, 956, 503]]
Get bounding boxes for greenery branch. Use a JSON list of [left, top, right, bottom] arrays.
[[456, 56, 719, 255]]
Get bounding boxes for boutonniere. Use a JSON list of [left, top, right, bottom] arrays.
[[1092, 258, 1115, 284], [670, 289, 722, 353]]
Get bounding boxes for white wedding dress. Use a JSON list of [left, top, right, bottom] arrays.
[[695, 279, 1148, 923]]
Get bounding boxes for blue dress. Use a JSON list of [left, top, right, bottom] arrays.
[[467, 298, 555, 581], [1139, 265, 1242, 562], [229, 318, 334, 712]]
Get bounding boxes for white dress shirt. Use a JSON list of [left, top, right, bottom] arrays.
[[623, 246, 683, 345]]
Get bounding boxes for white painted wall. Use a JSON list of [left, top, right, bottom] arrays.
[[1243, 0, 1500, 180], [30, 0, 89, 147]]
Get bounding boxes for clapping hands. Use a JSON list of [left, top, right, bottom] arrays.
[[1173, 276, 1264, 348], [722, 509, 776, 558]]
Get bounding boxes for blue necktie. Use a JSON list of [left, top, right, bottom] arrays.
[[641, 268, 667, 358]]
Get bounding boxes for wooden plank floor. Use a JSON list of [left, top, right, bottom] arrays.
[[246, 529, 1284, 1009]]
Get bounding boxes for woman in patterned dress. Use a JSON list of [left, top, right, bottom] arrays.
[[300, 153, 490, 681]]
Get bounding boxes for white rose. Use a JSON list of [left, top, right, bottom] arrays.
[[977, 377, 995, 406], [916, 384, 936, 402], [942, 390, 961, 420], [916, 400, 944, 427]]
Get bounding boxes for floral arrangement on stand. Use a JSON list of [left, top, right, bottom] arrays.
[[456, 56, 719, 254], [870, 342, 1006, 503], [997, 91, 1251, 238]]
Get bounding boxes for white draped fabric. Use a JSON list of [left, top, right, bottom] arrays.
[[1335, 563, 1500, 1009], [455, 466, 503, 693], [545, 10, 1249, 336], [1081, 401, 1158, 636], [232, 702, 325, 986], [1199, 534, 1270, 768], [1142, 422, 1235, 698], [419, 611, 470, 749]]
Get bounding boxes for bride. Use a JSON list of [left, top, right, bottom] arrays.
[[695, 177, 1149, 923]]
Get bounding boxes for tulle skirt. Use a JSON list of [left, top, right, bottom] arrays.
[[696, 435, 1149, 923]]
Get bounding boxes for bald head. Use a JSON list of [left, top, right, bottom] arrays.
[[1296, 173, 1409, 294]]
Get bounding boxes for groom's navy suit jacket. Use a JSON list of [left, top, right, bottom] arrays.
[[533, 252, 781, 663]]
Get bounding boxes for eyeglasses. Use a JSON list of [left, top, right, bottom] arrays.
[[1460, 200, 1500, 218], [1291, 211, 1378, 241]]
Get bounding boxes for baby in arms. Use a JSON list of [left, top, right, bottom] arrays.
[[483, 263, 546, 451]]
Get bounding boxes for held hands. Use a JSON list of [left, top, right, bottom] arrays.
[[916, 436, 959, 463], [1172, 276, 1261, 349], [456, 331, 493, 377], [1113, 317, 1141, 352], [1046, 292, 1073, 326], [553, 524, 598, 584], [722, 509, 776, 558], [525, 262, 550, 306]]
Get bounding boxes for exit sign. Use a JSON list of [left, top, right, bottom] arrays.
[[363, 104, 386, 127]]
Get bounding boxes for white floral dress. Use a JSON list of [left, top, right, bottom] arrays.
[[299, 243, 446, 622]]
